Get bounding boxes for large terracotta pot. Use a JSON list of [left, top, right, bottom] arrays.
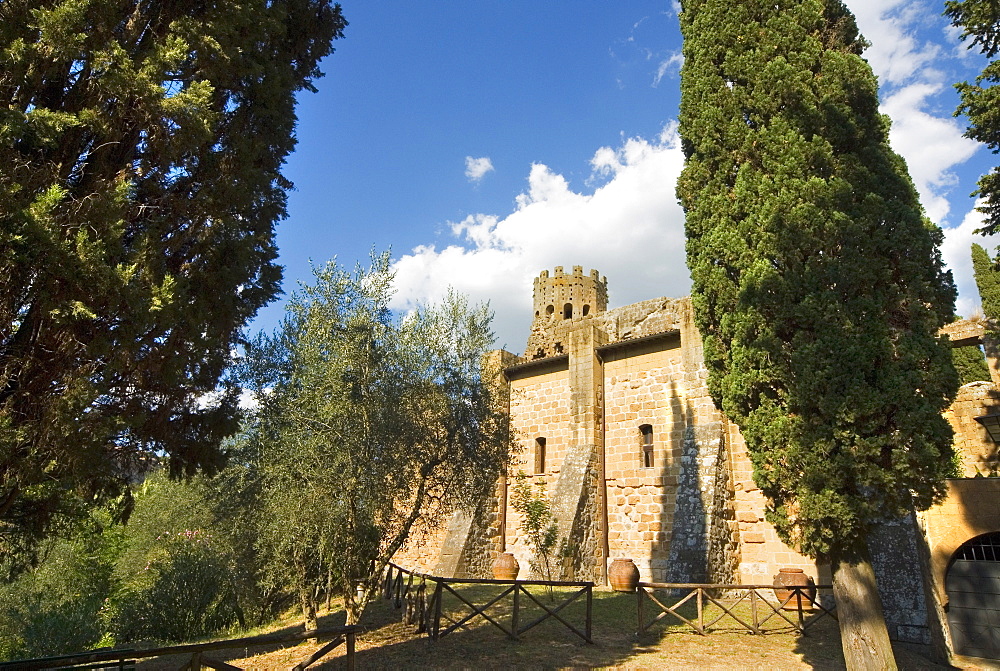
[[608, 558, 640, 592], [492, 552, 520, 581], [772, 568, 815, 610]]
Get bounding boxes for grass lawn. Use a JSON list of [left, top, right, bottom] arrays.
[[135, 584, 953, 669]]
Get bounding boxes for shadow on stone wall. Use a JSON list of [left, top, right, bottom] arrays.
[[663, 381, 736, 585]]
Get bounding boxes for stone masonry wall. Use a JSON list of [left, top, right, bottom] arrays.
[[393, 499, 461, 574], [943, 381, 1000, 477], [727, 423, 824, 585], [393, 491, 502, 579], [509, 365, 573, 476], [504, 365, 574, 577], [525, 296, 688, 361], [602, 342, 685, 582]]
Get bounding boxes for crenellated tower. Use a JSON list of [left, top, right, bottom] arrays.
[[531, 265, 607, 323], [525, 266, 607, 358]]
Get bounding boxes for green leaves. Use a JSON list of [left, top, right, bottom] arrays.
[[0, 0, 346, 569], [948, 0, 1000, 233], [511, 473, 560, 582], [679, 0, 957, 558], [239, 255, 513, 624]]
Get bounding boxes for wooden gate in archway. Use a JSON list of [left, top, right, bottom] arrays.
[[947, 531, 1000, 659]]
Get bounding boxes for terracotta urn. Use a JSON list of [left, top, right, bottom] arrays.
[[608, 558, 640, 592], [772, 568, 815, 610], [492, 552, 520, 581]]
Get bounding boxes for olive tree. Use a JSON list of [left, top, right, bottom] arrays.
[[240, 255, 513, 626]]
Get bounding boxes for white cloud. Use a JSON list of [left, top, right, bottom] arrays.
[[882, 83, 980, 223], [465, 156, 494, 183], [392, 126, 689, 352], [843, 0, 981, 226], [847, 0, 943, 87], [942, 204, 1000, 318], [391, 3, 990, 351], [653, 51, 683, 87], [238, 388, 259, 411], [846, 0, 995, 316]]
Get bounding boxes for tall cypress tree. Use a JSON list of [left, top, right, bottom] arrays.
[[971, 243, 1000, 378], [677, 1, 958, 666], [0, 0, 345, 573], [972, 243, 1000, 319]]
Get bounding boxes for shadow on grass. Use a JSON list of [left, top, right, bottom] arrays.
[[791, 617, 955, 670], [137, 586, 953, 669], [311, 586, 886, 670], [133, 608, 353, 670], [321, 587, 652, 669]]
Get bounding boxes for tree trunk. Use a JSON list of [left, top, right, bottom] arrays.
[[831, 546, 898, 671], [300, 588, 318, 634], [344, 590, 360, 626]]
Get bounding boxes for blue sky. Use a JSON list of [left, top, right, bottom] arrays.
[[253, 0, 998, 353]]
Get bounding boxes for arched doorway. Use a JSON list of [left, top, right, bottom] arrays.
[[947, 531, 1000, 659]]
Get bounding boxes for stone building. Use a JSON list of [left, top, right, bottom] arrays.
[[397, 266, 818, 585], [395, 266, 1000, 657]]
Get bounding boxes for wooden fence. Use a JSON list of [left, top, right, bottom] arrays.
[[383, 562, 593, 643], [636, 582, 837, 636], [0, 625, 359, 671]]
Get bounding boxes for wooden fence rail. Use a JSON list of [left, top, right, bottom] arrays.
[[383, 562, 593, 643], [0, 625, 359, 671], [636, 582, 837, 636]]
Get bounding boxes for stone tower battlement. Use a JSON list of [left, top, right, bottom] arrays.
[[531, 266, 608, 323]]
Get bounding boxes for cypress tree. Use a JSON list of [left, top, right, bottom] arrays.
[[971, 242, 1000, 378], [952, 344, 991, 384], [0, 0, 345, 573], [972, 243, 1000, 320], [677, 1, 959, 666]]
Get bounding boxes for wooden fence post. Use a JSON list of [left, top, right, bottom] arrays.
[[795, 587, 804, 633], [432, 580, 443, 640], [637, 584, 644, 634], [586, 584, 593, 643], [383, 565, 393, 600], [346, 629, 356, 671], [697, 587, 704, 633], [511, 583, 520, 640], [417, 581, 427, 633]]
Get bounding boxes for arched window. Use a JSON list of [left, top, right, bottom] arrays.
[[563, 303, 573, 319], [535, 437, 546, 474], [640, 424, 654, 468], [582, 304, 590, 316], [546, 305, 555, 316]]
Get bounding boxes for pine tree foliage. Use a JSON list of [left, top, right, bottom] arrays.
[[972, 243, 1000, 320], [677, 0, 958, 559], [0, 0, 346, 569], [953, 344, 991, 384], [947, 0, 1000, 234]]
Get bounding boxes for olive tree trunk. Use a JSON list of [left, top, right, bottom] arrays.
[[300, 588, 318, 634], [831, 546, 897, 671]]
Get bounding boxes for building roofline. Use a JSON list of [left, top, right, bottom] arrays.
[[595, 329, 680, 360], [503, 354, 569, 380]]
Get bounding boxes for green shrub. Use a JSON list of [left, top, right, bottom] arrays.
[[105, 528, 243, 643]]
